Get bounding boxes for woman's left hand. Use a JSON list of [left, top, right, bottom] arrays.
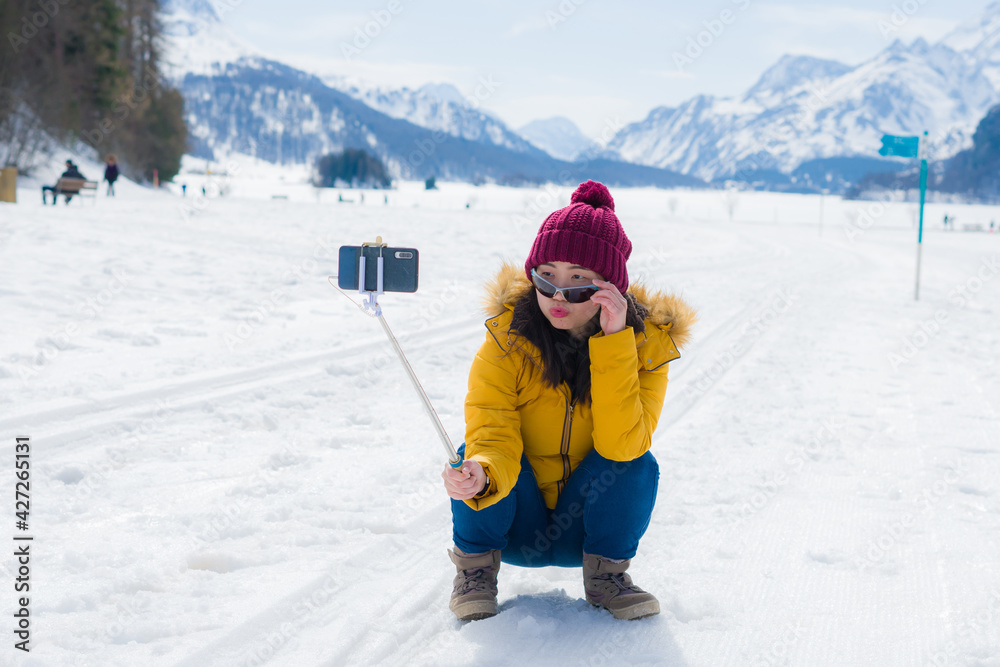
[[591, 279, 628, 336]]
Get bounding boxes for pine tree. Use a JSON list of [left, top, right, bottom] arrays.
[[939, 104, 1000, 200], [315, 149, 391, 188], [0, 0, 187, 181]]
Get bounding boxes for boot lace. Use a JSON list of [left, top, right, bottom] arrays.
[[459, 567, 492, 594], [597, 571, 635, 593]]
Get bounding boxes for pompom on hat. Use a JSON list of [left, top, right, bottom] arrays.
[[524, 180, 632, 294]]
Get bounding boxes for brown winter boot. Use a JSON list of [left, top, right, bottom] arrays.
[[583, 553, 660, 620], [448, 548, 501, 621]]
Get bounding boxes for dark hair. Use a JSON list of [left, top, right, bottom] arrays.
[[509, 288, 648, 404]]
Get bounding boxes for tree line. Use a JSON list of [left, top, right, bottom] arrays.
[[314, 148, 391, 189], [0, 0, 187, 182], [938, 103, 1000, 200]]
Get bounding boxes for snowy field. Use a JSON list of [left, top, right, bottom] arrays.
[[1, 165, 999, 666]]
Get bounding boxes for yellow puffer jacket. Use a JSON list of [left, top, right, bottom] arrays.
[[463, 262, 697, 511]]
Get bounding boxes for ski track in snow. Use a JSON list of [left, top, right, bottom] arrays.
[[1, 181, 999, 666]]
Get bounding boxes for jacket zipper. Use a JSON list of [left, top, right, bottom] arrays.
[[505, 335, 577, 496], [557, 393, 575, 496]]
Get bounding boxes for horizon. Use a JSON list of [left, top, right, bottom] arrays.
[[207, 0, 996, 139]]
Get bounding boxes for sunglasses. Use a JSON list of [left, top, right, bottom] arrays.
[[530, 269, 599, 303]]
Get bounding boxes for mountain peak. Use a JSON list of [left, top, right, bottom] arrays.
[[162, 0, 222, 23], [160, 0, 254, 78], [417, 83, 467, 106], [744, 54, 852, 100], [517, 117, 594, 161], [938, 0, 1000, 53], [519, 116, 583, 135]]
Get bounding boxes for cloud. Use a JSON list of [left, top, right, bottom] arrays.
[[505, 15, 551, 37], [233, 11, 373, 45], [639, 68, 696, 80], [754, 3, 896, 28], [754, 3, 959, 43], [278, 54, 472, 92], [745, 2, 960, 66]]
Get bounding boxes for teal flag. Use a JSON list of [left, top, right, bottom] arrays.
[[879, 134, 919, 158]]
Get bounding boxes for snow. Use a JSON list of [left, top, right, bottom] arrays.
[[939, 1, 1000, 54], [2, 168, 1000, 666], [160, 0, 258, 79]]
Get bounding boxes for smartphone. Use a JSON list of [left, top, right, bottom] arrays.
[[338, 245, 419, 293]]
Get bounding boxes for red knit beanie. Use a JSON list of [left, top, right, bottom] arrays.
[[524, 181, 632, 294]]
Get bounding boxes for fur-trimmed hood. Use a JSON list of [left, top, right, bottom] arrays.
[[481, 261, 696, 349]]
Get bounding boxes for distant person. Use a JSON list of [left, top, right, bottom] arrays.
[[182, 184, 187, 197], [103, 154, 119, 197], [42, 160, 85, 205]]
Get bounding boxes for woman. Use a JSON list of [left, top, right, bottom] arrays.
[[442, 180, 695, 621], [104, 154, 119, 197]]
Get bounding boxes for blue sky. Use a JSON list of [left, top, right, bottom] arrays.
[[222, 0, 995, 138]]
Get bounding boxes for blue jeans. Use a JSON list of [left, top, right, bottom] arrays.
[[451, 444, 659, 567]]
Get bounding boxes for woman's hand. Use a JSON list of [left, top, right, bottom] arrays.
[[442, 459, 486, 500], [591, 279, 628, 336]]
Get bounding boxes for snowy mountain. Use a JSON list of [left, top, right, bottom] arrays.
[[940, 101, 1000, 199], [177, 58, 700, 186], [160, 0, 256, 78], [177, 58, 544, 181], [608, 4, 1000, 184], [417, 82, 468, 106], [939, 1, 1000, 90], [321, 79, 539, 155], [741, 55, 852, 105], [517, 117, 596, 161], [160, 0, 700, 187]]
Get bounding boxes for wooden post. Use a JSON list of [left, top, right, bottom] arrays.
[[0, 167, 16, 203]]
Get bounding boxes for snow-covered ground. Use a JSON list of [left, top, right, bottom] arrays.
[[1, 168, 999, 666]]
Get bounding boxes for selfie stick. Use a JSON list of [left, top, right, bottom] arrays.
[[356, 238, 463, 469]]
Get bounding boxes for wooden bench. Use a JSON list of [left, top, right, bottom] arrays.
[[44, 177, 98, 205], [58, 178, 98, 203]]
